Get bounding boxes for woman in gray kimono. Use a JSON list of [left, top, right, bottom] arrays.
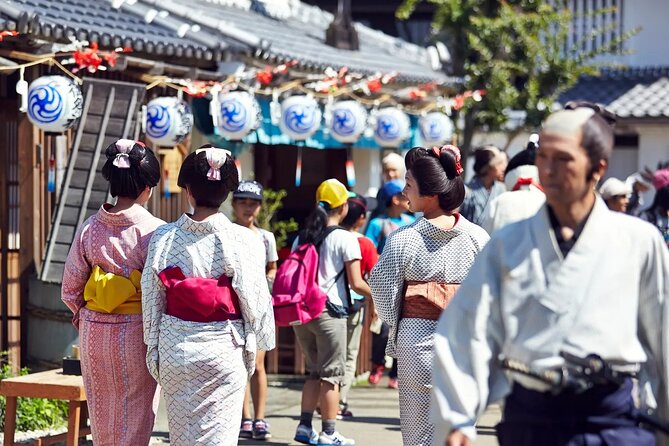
[[369, 145, 489, 446]]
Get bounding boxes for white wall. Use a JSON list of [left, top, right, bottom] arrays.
[[594, 0, 669, 67], [631, 125, 669, 206]]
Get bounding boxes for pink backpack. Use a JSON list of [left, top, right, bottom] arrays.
[[272, 227, 341, 327]]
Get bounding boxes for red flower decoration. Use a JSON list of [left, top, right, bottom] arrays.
[[367, 79, 382, 93], [431, 145, 463, 176], [256, 67, 273, 86], [0, 31, 18, 42]]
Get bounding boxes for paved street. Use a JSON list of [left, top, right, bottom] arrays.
[[149, 376, 501, 446]]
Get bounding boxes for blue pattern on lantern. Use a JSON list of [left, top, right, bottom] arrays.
[[146, 104, 171, 138], [220, 98, 248, 132], [376, 116, 400, 141], [284, 104, 318, 134], [332, 109, 356, 136], [423, 118, 443, 140], [28, 84, 63, 124], [193, 97, 423, 150]]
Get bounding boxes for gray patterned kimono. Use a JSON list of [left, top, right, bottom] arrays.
[[459, 177, 506, 226], [141, 213, 275, 446], [369, 216, 489, 446]]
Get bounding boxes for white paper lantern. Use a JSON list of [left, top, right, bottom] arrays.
[[419, 112, 454, 147], [329, 101, 368, 144], [280, 95, 322, 141], [216, 91, 260, 140], [27, 76, 83, 133], [145, 97, 193, 147], [374, 108, 410, 148]]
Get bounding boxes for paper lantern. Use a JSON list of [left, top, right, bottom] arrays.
[[216, 91, 260, 140], [145, 97, 193, 147], [374, 108, 410, 148], [419, 112, 454, 147], [280, 95, 322, 141], [329, 101, 368, 144], [27, 76, 83, 133]]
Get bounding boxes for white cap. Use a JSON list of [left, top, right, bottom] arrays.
[[599, 177, 632, 200]]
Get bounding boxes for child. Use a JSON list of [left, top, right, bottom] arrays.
[[232, 180, 278, 440], [141, 145, 275, 446], [365, 180, 415, 254], [62, 139, 164, 446], [338, 193, 378, 418], [293, 179, 371, 446]]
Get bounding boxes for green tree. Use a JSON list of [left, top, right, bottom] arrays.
[[256, 188, 299, 249], [398, 0, 637, 154]]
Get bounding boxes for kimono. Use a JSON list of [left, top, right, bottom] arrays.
[[369, 216, 489, 446], [61, 203, 165, 446], [141, 213, 275, 446], [459, 177, 506, 226], [431, 198, 669, 446]]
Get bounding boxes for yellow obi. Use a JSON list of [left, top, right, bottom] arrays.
[[84, 266, 142, 314]]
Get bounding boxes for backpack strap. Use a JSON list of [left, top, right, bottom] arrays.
[[316, 226, 354, 311], [314, 225, 343, 250]]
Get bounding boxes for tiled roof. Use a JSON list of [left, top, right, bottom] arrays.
[[122, 0, 450, 83], [560, 67, 669, 119], [0, 0, 238, 60]]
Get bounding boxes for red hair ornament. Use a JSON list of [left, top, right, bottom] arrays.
[[431, 145, 464, 176]]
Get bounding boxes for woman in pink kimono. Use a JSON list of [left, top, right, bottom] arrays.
[[141, 145, 275, 446], [62, 139, 164, 446]]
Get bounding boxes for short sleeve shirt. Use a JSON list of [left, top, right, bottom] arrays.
[[257, 228, 279, 264]]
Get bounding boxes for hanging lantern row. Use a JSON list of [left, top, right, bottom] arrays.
[[20, 76, 454, 149]]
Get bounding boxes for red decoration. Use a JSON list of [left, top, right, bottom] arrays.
[[367, 79, 382, 93], [184, 81, 210, 98], [256, 67, 274, 86], [0, 31, 18, 42], [71, 43, 132, 73], [432, 145, 463, 176], [256, 60, 298, 86]]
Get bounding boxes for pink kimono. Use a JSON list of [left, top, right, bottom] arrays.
[[62, 203, 164, 446]]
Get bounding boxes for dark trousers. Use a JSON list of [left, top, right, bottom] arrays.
[[497, 379, 656, 446], [371, 322, 397, 379]]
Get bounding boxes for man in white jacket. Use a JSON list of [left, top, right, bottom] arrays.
[[431, 107, 669, 446]]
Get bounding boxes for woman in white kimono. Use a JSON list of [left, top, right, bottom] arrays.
[[432, 108, 669, 446], [141, 145, 275, 446], [369, 146, 489, 446]]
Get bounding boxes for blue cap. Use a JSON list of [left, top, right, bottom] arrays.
[[381, 180, 404, 199]]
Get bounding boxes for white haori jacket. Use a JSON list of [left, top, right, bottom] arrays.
[[431, 197, 669, 444]]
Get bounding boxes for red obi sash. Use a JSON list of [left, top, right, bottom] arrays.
[[158, 266, 242, 323]]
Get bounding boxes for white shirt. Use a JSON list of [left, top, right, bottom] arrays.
[[431, 198, 669, 444], [257, 228, 279, 264], [293, 228, 362, 309]]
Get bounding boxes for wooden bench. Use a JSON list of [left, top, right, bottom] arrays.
[[0, 368, 90, 446]]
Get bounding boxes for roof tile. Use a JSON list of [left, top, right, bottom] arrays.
[[560, 67, 669, 119]]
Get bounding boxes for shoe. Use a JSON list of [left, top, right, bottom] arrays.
[[387, 377, 399, 390], [239, 419, 253, 439], [337, 402, 353, 420], [253, 419, 272, 440], [317, 430, 356, 445], [294, 424, 319, 445], [368, 365, 384, 385]]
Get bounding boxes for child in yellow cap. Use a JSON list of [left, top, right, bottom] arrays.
[[292, 179, 371, 446]]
